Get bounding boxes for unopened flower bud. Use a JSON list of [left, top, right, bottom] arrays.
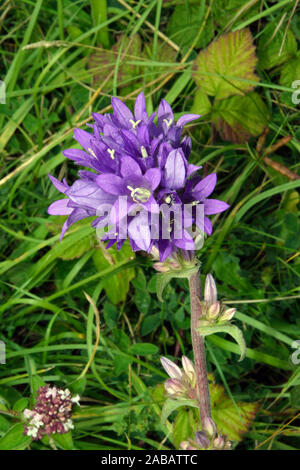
[[213, 436, 225, 449], [207, 302, 220, 320], [180, 440, 190, 450], [202, 417, 217, 438], [181, 356, 196, 386], [220, 307, 236, 322], [160, 357, 182, 380], [164, 378, 185, 397], [204, 274, 217, 304], [194, 431, 210, 449], [153, 262, 169, 273]]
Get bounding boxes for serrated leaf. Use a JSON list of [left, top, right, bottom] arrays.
[[212, 92, 269, 143], [88, 34, 141, 90], [144, 39, 177, 77], [129, 343, 159, 356], [197, 323, 246, 361], [173, 408, 198, 449], [161, 398, 198, 425], [280, 53, 300, 88], [258, 27, 297, 70], [166, 4, 213, 50], [212, 0, 260, 29], [0, 423, 31, 450], [93, 241, 135, 304], [193, 28, 258, 99], [191, 89, 212, 115], [210, 382, 259, 442]]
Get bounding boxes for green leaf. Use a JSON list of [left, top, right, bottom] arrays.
[[93, 241, 135, 304], [13, 397, 29, 412], [129, 343, 159, 356], [46, 217, 96, 261], [191, 89, 212, 115], [212, 92, 269, 143], [193, 28, 259, 99], [173, 408, 198, 449], [210, 381, 259, 442], [141, 314, 161, 336], [166, 4, 213, 50], [31, 375, 46, 395], [212, 0, 260, 29], [258, 26, 297, 69], [52, 431, 74, 450], [280, 53, 300, 87], [161, 398, 198, 425], [156, 263, 199, 302], [0, 423, 31, 450], [197, 323, 246, 361], [88, 34, 141, 91]]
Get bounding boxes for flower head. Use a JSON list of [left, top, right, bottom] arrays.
[[48, 93, 229, 261], [23, 385, 79, 440]]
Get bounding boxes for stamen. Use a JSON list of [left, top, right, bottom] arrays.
[[127, 186, 151, 203], [88, 147, 97, 158], [129, 119, 141, 129], [107, 148, 115, 159], [140, 146, 148, 158], [165, 195, 172, 204], [163, 118, 173, 128], [191, 200, 200, 206]]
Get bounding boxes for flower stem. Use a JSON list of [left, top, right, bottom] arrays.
[[189, 271, 211, 422]]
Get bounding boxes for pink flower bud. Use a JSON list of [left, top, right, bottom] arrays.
[[179, 440, 190, 450], [213, 436, 225, 449], [204, 274, 217, 304], [164, 378, 185, 397], [181, 356, 196, 386], [220, 307, 236, 322], [160, 357, 182, 380], [202, 417, 217, 438], [207, 302, 220, 320], [194, 431, 210, 449]]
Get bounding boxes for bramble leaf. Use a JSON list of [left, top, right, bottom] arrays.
[[193, 28, 258, 99], [212, 92, 269, 143], [258, 27, 297, 70]]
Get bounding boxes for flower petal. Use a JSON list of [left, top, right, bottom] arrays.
[[164, 149, 186, 190], [204, 199, 230, 215], [144, 168, 161, 190], [176, 114, 200, 128], [128, 213, 151, 251], [134, 92, 147, 121], [120, 156, 142, 178], [96, 174, 125, 195], [111, 97, 133, 128], [193, 173, 217, 199], [48, 199, 73, 215]]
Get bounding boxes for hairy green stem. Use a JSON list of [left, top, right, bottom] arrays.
[[189, 271, 211, 421]]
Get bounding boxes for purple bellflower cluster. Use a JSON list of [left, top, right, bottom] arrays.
[[48, 93, 229, 261]]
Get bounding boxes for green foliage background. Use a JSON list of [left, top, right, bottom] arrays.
[[0, 0, 300, 450]]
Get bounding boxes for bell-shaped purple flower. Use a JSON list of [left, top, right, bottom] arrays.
[[48, 93, 229, 261]]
